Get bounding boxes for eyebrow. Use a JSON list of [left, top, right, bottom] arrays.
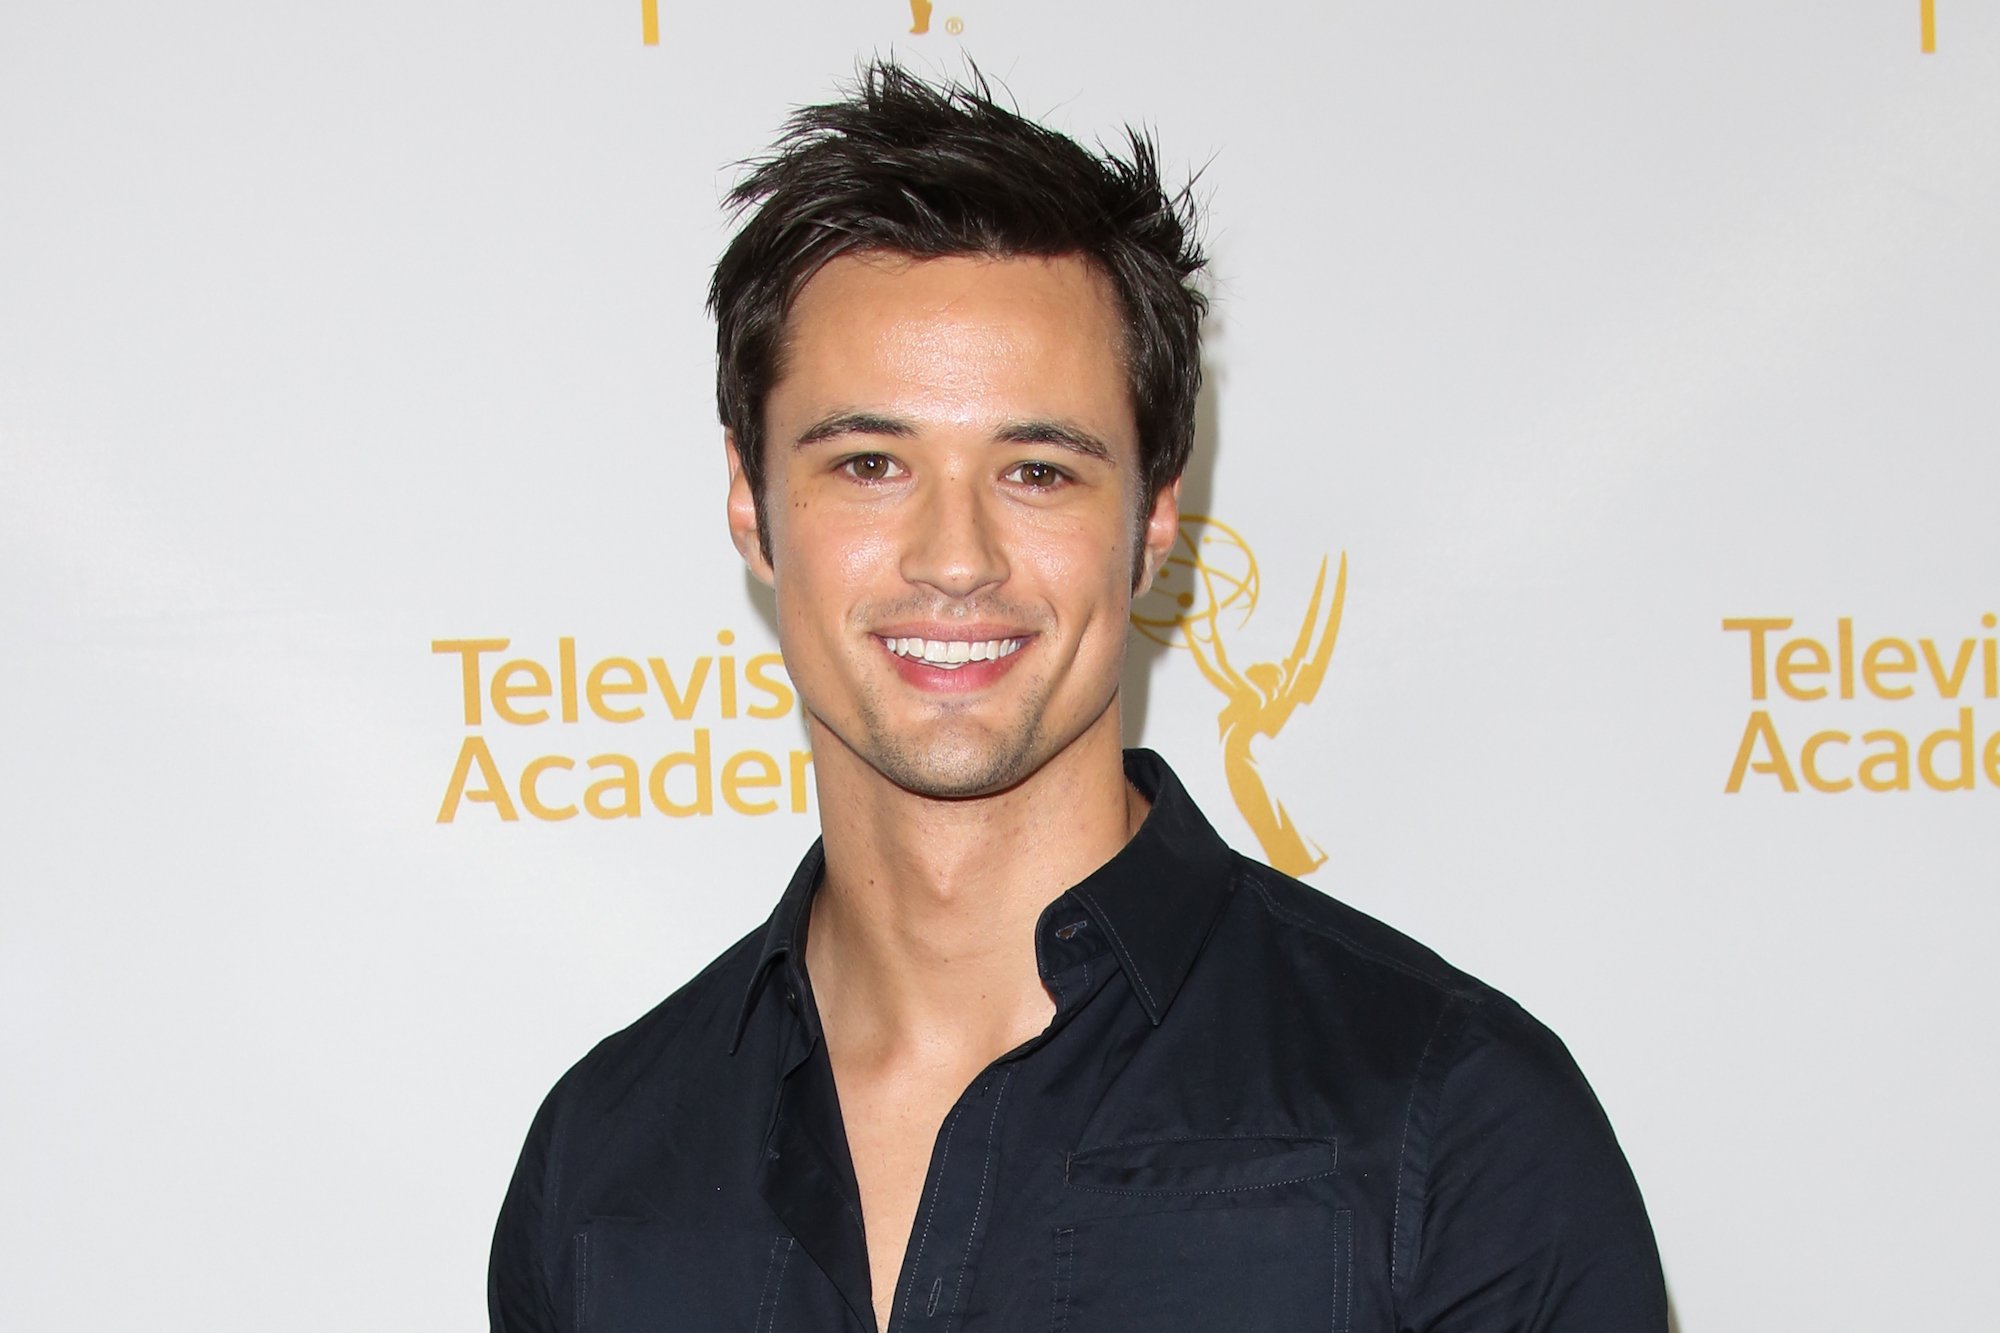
[[793, 411, 1116, 465], [994, 420, 1115, 465], [793, 411, 914, 448]]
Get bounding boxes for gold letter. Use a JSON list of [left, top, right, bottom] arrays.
[[647, 657, 711, 721], [1800, 730, 1853, 793], [1838, 617, 1855, 698], [521, 755, 578, 820], [1918, 708, 1975, 791], [1858, 731, 1911, 792], [717, 630, 739, 719], [745, 654, 795, 719], [1722, 619, 1791, 702], [1775, 638, 1831, 701], [492, 658, 553, 725], [1861, 638, 1916, 700], [586, 656, 647, 723], [1919, 638, 1976, 699], [432, 638, 509, 725], [649, 729, 714, 816], [1725, 712, 1797, 793], [583, 754, 641, 819], [436, 736, 520, 822], [721, 749, 781, 815], [559, 637, 579, 724], [1985, 613, 1998, 699]]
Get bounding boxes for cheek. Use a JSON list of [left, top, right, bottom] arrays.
[[832, 521, 898, 585], [1024, 520, 1136, 623], [772, 504, 899, 621]]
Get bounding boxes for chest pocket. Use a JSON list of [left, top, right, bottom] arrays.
[[573, 1219, 801, 1333], [1052, 1137, 1352, 1333]]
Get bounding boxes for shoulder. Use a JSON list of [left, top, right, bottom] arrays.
[[1221, 854, 1625, 1169], [1230, 853, 1602, 1104], [1233, 858, 1669, 1322], [1184, 854, 1576, 1139], [538, 922, 768, 1129], [490, 923, 772, 1320], [1400, 990, 1665, 1325], [1221, 860, 1662, 1319], [1227, 852, 1499, 1007]]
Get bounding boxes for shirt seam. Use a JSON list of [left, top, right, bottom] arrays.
[[1243, 866, 1486, 1002], [1390, 994, 1489, 1313], [1072, 1130, 1331, 1154], [1067, 1167, 1339, 1198], [948, 1069, 1015, 1327], [539, 1084, 574, 1319], [899, 1098, 967, 1323]]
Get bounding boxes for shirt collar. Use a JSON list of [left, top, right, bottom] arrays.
[[729, 838, 825, 1055], [729, 748, 1236, 1051], [1059, 748, 1237, 1024]]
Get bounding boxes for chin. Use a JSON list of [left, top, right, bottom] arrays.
[[862, 723, 1049, 801]]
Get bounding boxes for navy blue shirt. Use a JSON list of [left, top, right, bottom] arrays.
[[490, 750, 1665, 1331]]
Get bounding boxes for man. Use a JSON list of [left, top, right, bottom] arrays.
[[490, 64, 1666, 1332]]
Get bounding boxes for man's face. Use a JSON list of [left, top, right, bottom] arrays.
[[728, 251, 1178, 800]]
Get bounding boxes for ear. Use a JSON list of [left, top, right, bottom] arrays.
[[724, 432, 776, 587], [1133, 476, 1182, 597]]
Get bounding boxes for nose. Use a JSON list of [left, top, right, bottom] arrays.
[[899, 467, 1009, 599]]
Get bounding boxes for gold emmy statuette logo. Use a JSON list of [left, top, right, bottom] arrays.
[[640, 0, 959, 42], [908, 1, 963, 34], [1134, 517, 1347, 877]]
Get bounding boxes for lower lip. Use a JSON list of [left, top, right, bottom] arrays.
[[881, 640, 1031, 693]]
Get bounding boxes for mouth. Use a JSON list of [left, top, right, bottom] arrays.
[[875, 635, 1027, 671]]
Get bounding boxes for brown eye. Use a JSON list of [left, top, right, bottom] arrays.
[[844, 454, 897, 481], [1011, 461, 1065, 488]]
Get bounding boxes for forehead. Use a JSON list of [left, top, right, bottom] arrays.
[[771, 251, 1132, 428], [788, 249, 1122, 328]]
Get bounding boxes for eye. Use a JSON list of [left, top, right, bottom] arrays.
[[1006, 460, 1070, 490], [840, 453, 904, 482]]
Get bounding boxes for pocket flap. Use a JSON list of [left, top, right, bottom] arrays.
[[1064, 1135, 1337, 1196]]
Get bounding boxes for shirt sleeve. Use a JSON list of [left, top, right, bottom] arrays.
[[1397, 997, 1668, 1333], [488, 1084, 567, 1333]]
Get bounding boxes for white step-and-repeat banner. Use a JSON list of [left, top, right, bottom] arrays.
[[4, 2, 1994, 1328]]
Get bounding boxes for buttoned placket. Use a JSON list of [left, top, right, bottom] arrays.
[[884, 1063, 1015, 1331], [755, 897, 1111, 1333]]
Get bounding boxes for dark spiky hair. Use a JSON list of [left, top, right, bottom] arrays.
[[708, 61, 1208, 560]]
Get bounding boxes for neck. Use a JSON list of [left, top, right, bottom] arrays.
[[803, 712, 1142, 1065]]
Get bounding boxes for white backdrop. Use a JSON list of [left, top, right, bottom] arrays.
[[3, 2, 1996, 1328]]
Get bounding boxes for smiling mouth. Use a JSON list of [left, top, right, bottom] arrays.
[[877, 636, 1027, 670]]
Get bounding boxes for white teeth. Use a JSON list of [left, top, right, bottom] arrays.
[[880, 636, 1025, 669]]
